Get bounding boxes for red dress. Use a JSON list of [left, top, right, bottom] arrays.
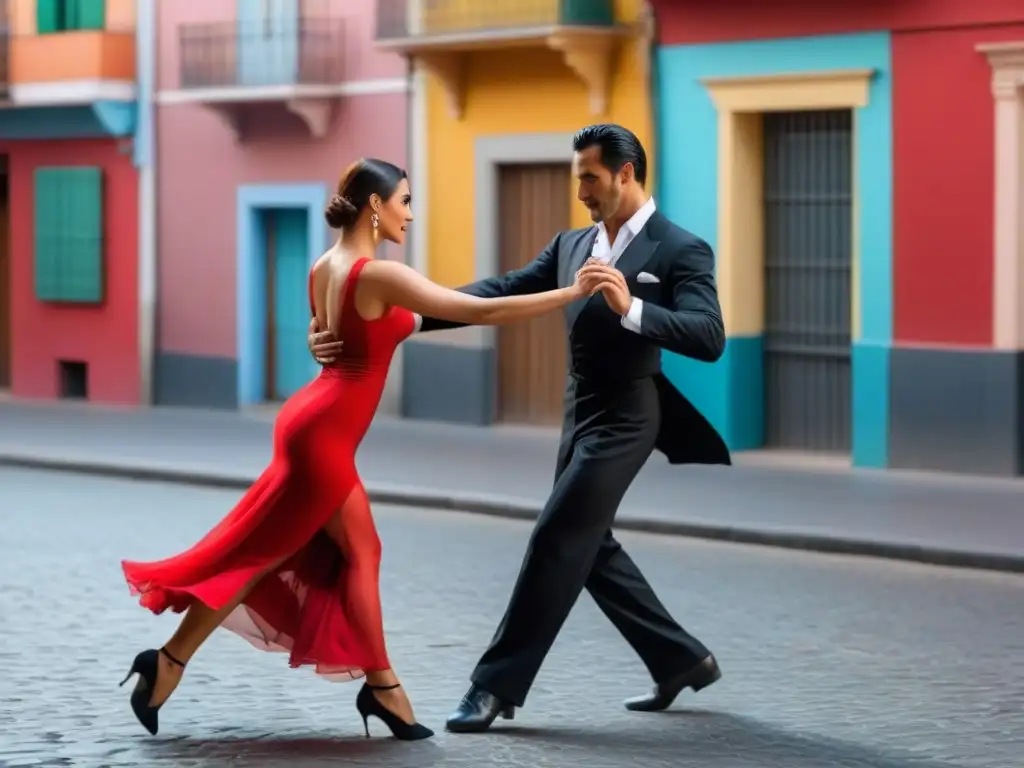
[[122, 257, 415, 680]]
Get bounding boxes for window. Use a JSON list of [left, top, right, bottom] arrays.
[[34, 167, 105, 304], [36, 0, 105, 34], [262, 0, 273, 37]]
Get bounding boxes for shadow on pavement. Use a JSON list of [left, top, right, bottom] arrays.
[[136, 732, 445, 766], [492, 710, 958, 768], [129, 711, 958, 768]]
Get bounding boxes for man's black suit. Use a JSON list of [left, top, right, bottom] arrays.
[[419, 211, 731, 706]]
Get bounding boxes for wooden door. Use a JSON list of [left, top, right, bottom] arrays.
[[496, 163, 571, 426]]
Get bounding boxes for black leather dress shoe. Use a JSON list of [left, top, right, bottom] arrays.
[[445, 685, 516, 733], [624, 655, 721, 712]]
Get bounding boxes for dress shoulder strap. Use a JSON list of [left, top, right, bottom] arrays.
[[339, 257, 371, 318]]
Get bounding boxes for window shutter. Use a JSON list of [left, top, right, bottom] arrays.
[[36, 0, 60, 33], [33, 167, 104, 304], [73, 0, 106, 31]]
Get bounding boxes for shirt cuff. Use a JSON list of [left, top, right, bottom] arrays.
[[621, 298, 643, 334]]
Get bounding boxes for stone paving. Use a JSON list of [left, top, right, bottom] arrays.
[[2, 467, 1023, 767], [2, 400, 1024, 567]]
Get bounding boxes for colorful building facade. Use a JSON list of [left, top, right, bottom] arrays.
[[380, 0, 657, 426], [153, 0, 408, 412], [652, 0, 1024, 475], [0, 0, 141, 403]]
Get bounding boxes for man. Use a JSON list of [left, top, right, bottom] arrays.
[[309, 124, 731, 732]]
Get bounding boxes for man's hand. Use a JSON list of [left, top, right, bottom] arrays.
[[592, 264, 632, 316], [308, 317, 344, 365]]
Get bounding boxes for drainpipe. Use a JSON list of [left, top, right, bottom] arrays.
[[637, 1, 659, 199], [404, 53, 414, 267], [134, 0, 157, 406]]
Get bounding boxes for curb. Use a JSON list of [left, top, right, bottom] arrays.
[[4, 453, 1024, 575]]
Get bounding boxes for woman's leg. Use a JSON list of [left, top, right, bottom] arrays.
[[147, 563, 281, 707], [322, 485, 417, 724]]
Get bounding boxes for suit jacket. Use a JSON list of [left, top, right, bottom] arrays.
[[419, 211, 731, 466]]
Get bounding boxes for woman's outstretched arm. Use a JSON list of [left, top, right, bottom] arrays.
[[360, 261, 613, 326]]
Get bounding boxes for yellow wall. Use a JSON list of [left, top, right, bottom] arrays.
[[424, 0, 652, 286]]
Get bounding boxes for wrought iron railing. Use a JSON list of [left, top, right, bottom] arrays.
[[179, 18, 345, 89], [376, 0, 615, 40]]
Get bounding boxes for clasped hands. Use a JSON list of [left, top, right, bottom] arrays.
[[575, 258, 632, 316]]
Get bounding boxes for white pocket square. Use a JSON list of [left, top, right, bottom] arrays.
[[637, 272, 660, 284]]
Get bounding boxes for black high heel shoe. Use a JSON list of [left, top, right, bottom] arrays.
[[355, 682, 434, 741], [119, 647, 186, 735]]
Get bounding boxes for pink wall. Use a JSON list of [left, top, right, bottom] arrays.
[[156, 0, 409, 359], [157, 95, 408, 358], [156, 0, 405, 90]]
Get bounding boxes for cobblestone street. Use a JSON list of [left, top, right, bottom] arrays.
[[2, 467, 1023, 767]]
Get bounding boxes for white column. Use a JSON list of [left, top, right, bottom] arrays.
[[992, 83, 1024, 349], [979, 43, 1024, 350], [135, 0, 158, 404]]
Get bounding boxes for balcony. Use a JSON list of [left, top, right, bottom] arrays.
[[175, 17, 346, 141], [375, 0, 630, 118]]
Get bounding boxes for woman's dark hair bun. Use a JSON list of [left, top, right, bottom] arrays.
[[324, 194, 359, 229], [326, 158, 409, 231]]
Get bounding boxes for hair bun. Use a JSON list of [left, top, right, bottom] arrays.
[[324, 194, 359, 229]]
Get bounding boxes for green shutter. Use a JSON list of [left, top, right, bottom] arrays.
[[72, 0, 106, 31], [36, 0, 60, 33], [33, 167, 104, 304]]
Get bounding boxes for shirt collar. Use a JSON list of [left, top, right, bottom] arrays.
[[597, 196, 657, 240]]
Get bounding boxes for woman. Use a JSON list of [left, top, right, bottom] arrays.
[[120, 158, 617, 741]]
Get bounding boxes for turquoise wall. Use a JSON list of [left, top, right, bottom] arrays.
[[655, 32, 893, 467]]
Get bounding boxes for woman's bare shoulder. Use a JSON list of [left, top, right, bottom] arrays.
[[359, 258, 414, 283]]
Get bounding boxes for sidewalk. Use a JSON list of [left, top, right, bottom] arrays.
[[3, 399, 1024, 572]]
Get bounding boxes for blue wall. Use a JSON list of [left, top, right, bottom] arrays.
[[236, 183, 330, 406], [656, 32, 893, 467], [0, 103, 134, 139]]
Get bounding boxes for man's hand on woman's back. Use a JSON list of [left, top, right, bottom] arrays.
[[308, 317, 344, 365]]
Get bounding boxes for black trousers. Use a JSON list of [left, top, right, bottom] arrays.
[[471, 376, 710, 706]]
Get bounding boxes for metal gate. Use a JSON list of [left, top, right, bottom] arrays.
[[762, 110, 853, 452]]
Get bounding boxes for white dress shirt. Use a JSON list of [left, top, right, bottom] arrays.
[[590, 196, 656, 334]]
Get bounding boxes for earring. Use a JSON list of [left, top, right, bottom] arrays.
[[371, 212, 379, 229]]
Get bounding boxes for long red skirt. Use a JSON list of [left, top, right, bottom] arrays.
[[121, 374, 389, 681]]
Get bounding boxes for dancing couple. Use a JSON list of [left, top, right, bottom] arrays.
[[120, 123, 731, 739]]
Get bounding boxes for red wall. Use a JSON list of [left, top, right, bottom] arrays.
[[655, 0, 1024, 45], [7, 139, 139, 403], [892, 24, 1024, 344]]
